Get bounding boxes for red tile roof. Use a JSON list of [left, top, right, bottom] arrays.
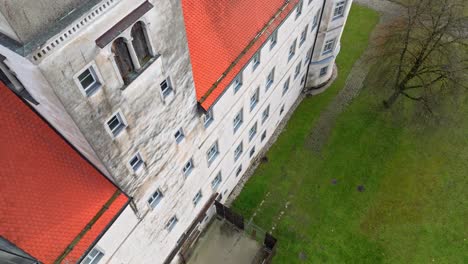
[[182, 0, 300, 110], [0, 83, 129, 263]]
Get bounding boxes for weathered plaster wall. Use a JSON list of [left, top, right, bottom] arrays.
[[0, 10, 18, 42]]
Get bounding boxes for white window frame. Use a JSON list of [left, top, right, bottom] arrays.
[[283, 77, 290, 96], [233, 108, 244, 133], [249, 122, 258, 141], [320, 66, 329, 77], [322, 38, 336, 55], [207, 141, 219, 165], [249, 146, 256, 158], [160, 77, 174, 98], [128, 152, 144, 173], [296, 0, 303, 19], [81, 247, 104, 264], [193, 190, 203, 206], [174, 128, 185, 143], [234, 141, 243, 162], [105, 110, 127, 138], [261, 130, 267, 142], [236, 165, 243, 177], [333, 0, 347, 19], [300, 25, 308, 46], [166, 215, 178, 231], [183, 158, 194, 176], [262, 105, 270, 124], [312, 11, 320, 31], [270, 30, 278, 50], [252, 51, 260, 71], [203, 109, 214, 128], [148, 189, 163, 209], [266, 68, 275, 90], [74, 61, 103, 97], [211, 172, 222, 190], [250, 88, 260, 111], [233, 73, 243, 93], [288, 39, 297, 61], [295, 63, 302, 79]]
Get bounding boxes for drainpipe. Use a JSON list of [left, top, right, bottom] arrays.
[[302, 0, 327, 91]]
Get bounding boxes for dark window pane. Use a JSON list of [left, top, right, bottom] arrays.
[[112, 38, 135, 85], [131, 22, 151, 66]]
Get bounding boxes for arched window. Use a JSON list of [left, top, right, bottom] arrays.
[[112, 38, 135, 85], [131, 22, 152, 66]]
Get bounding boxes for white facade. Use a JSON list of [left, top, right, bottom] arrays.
[[0, 0, 352, 263]]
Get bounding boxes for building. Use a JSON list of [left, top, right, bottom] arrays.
[[0, 0, 352, 263]]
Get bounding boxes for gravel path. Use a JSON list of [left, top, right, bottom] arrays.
[[306, 0, 404, 153]]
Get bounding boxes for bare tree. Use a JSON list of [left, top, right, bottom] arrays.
[[379, 0, 467, 111]]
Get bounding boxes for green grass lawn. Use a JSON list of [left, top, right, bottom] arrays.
[[232, 4, 468, 264]]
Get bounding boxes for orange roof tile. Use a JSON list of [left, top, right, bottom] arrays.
[[182, 0, 300, 110], [0, 83, 129, 263]]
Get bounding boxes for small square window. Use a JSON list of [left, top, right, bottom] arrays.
[[296, 0, 303, 19], [129, 152, 144, 172], [166, 215, 178, 231], [320, 66, 329, 77], [333, 1, 347, 19], [270, 30, 278, 50], [266, 68, 275, 90], [250, 88, 260, 111], [288, 39, 297, 61], [193, 190, 203, 206], [300, 25, 308, 46], [236, 165, 243, 177], [233, 73, 243, 93], [207, 141, 219, 165], [249, 122, 258, 141], [203, 109, 214, 128], [262, 105, 270, 124], [234, 142, 243, 162], [148, 189, 163, 209], [323, 38, 336, 55], [211, 172, 222, 190], [174, 128, 185, 143], [233, 109, 244, 133], [106, 112, 126, 137], [249, 146, 256, 158], [295, 63, 302, 79], [280, 104, 285, 115], [283, 77, 290, 96], [77, 66, 100, 96], [252, 52, 260, 71], [82, 248, 104, 264], [160, 78, 173, 98], [261, 130, 267, 142], [183, 158, 194, 176]]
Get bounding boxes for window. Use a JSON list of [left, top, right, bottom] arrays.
[[288, 39, 297, 61], [174, 128, 185, 143], [233, 109, 244, 133], [266, 68, 275, 90], [77, 66, 100, 96], [166, 215, 178, 231], [82, 248, 104, 264], [183, 159, 194, 176], [280, 104, 285, 115], [333, 1, 347, 19], [160, 78, 173, 98], [323, 38, 336, 55], [282, 77, 290, 96], [236, 165, 243, 177], [270, 30, 278, 49], [301, 74, 306, 85], [249, 146, 256, 158], [106, 112, 126, 137], [207, 141, 219, 165], [250, 88, 260, 111], [203, 109, 214, 128], [193, 190, 203, 206], [262, 105, 270, 124], [211, 172, 222, 190], [252, 52, 260, 71], [112, 38, 136, 85], [249, 122, 258, 141], [261, 130, 267, 142], [305, 47, 313, 66], [294, 63, 302, 80], [312, 11, 320, 30], [131, 22, 152, 67], [296, 0, 303, 19], [129, 152, 144, 172], [233, 73, 243, 93], [234, 142, 243, 161], [320, 66, 329, 77], [300, 25, 308, 46], [148, 189, 163, 209]]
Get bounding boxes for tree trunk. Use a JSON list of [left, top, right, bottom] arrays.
[[383, 90, 401, 108]]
